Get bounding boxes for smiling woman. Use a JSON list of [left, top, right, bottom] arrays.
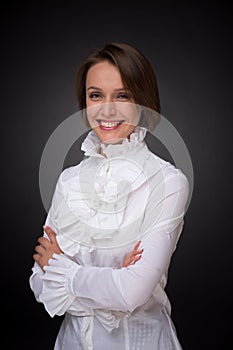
[[29, 42, 190, 349], [76, 42, 161, 134], [85, 61, 139, 144]]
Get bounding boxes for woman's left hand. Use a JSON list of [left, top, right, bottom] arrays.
[[33, 226, 63, 270], [122, 240, 143, 267]]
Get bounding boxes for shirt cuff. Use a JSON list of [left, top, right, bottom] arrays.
[[39, 253, 81, 317]]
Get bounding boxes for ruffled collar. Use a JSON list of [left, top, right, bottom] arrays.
[[53, 124, 164, 255], [81, 126, 147, 159]]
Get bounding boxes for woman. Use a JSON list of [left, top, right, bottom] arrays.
[[30, 42, 189, 349]]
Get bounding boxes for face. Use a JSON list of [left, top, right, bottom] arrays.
[[85, 61, 140, 144]]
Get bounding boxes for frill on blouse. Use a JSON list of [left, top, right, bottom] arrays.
[[80, 126, 148, 158], [39, 253, 80, 316], [40, 253, 129, 331], [38, 126, 183, 335], [51, 126, 165, 254]]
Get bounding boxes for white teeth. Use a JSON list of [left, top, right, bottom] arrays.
[[100, 121, 121, 127]]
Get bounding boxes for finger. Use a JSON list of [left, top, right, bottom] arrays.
[[126, 252, 134, 260], [134, 254, 142, 262], [33, 253, 47, 270], [35, 245, 45, 255], [43, 226, 57, 243], [133, 240, 141, 251], [132, 248, 143, 257], [47, 230, 57, 244], [33, 253, 40, 263], [129, 254, 142, 266], [38, 236, 50, 249]]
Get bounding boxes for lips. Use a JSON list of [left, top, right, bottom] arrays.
[[97, 120, 125, 131]]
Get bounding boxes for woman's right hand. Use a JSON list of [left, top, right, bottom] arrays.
[[33, 226, 63, 270], [122, 240, 143, 267]]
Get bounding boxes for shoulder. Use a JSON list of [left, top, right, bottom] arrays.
[[147, 149, 189, 193], [60, 164, 80, 181], [57, 160, 85, 188]]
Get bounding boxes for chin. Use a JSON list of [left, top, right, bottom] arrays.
[[94, 126, 135, 144]]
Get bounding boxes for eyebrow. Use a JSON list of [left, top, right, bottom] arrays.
[[87, 86, 129, 91]]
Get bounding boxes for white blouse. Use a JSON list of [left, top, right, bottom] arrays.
[[29, 126, 189, 349]]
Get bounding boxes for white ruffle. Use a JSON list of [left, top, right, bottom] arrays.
[[81, 126, 147, 158], [49, 125, 167, 255], [40, 254, 129, 331], [39, 254, 80, 317]]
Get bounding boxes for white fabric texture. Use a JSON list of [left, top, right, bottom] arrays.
[[29, 126, 189, 349]]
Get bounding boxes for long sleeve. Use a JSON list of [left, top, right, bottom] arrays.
[[29, 177, 92, 317], [29, 214, 58, 301], [39, 170, 189, 314]]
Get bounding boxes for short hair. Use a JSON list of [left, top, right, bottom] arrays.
[[75, 42, 161, 131]]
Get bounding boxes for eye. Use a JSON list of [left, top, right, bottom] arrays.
[[116, 93, 131, 101], [88, 92, 102, 100]]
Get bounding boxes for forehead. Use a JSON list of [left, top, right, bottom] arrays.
[[86, 61, 124, 89]]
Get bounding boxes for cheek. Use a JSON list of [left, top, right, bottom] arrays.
[[86, 104, 101, 122], [86, 98, 93, 109], [118, 105, 140, 124]]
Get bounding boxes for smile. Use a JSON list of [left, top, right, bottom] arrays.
[[97, 120, 125, 130]]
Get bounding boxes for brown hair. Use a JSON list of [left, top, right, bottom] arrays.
[[75, 42, 161, 131]]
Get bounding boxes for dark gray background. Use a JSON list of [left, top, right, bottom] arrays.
[[1, 3, 232, 349]]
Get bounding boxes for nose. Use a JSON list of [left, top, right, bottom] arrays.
[[101, 102, 117, 119]]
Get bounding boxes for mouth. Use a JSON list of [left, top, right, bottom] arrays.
[[96, 120, 125, 131]]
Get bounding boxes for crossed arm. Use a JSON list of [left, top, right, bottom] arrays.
[[30, 170, 189, 316], [33, 225, 143, 269]]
